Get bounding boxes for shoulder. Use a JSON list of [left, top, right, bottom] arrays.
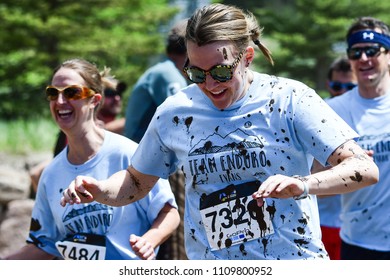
[[253, 73, 315, 107], [104, 131, 138, 151], [159, 84, 198, 107], [326, 89, 356, 109], [255, 72, 311, 93]]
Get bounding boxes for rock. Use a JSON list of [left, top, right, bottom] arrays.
[[0, 166, 30, 203], [0, 199, 34, 257], [0, 152, 50, 258]]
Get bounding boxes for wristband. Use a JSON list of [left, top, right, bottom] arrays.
[[292, 175, 309, 200]]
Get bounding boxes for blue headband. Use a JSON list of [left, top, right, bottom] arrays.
[[347, 30, 390, 49]]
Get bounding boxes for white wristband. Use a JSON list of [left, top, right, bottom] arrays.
[[292, 176, 309, 200]]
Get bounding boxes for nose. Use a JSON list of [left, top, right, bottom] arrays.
[[56, 92, 67, 104], [359, 51, 369, 61], [203, 73, 220, 89]]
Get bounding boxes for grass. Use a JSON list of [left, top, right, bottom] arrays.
[[0, 118, 58, 154]]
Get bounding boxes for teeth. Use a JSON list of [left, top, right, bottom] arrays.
[[211, 90, 224, 95], [58, 110, 72, 114]]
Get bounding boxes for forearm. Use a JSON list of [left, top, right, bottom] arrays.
[[96, 167, 159, 207], [307, 154, 378, 196], [141, 203, 180, 249]]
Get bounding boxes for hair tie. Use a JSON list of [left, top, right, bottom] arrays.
[[253, 39, 260, 45]]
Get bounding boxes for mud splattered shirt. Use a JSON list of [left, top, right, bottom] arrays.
[[328, 88, 390, 251], [28, 131, 176, 259], [132, 72, 358, 259]]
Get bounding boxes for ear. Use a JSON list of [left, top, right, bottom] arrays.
[[245, 46, 255, 67], [91, 93, 102, 108]]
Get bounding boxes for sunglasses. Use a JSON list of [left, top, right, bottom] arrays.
[[347, 45, 386, 60], [329, 81, 357, 92], [46, 85, 96, 101], [183, 52, 243, 84], [104, 88, 122, 98]]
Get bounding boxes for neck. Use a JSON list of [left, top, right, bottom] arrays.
[[358, 74, 390, 98], [66, 126, 105, 165]]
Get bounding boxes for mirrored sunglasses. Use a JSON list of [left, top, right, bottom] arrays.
[[183, 52, 243, 84], [347, 45, 386, 60], [329, 81, 357, 92], [45, 85, 96, 101]]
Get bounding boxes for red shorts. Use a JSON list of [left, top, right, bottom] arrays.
[[321, 226, 341, 260]]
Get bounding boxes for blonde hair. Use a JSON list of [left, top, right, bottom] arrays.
[[185, 3, 274, 65]]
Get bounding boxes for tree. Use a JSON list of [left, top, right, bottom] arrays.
[[252, 0, 390, 93], [0, 0, 180, 119]]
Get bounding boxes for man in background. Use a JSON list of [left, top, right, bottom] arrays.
[[326, 56, 357, 99], [316, 56, 356, 260], [124, 19, 188, 142], [124, 19, 189, 260]]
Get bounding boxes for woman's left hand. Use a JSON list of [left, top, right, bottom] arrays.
[[252, 174, 306, 206]]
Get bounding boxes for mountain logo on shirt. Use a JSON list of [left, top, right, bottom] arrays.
[[189, 128, 264, 156], [186, 128, 268, 184], [63, 204, 112, 222]]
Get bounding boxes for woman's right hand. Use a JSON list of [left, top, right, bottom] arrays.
[[60, 176, 100, 206]]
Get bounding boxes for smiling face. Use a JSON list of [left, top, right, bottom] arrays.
[[349, 29, 390, 89], [186, 41, 254, 110], [49, 67, 101, 132]]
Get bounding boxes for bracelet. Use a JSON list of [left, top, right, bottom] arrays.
[[292, 175, 309, 200]]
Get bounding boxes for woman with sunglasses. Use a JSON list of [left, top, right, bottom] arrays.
[[324, 17, 390, 260], [60, 4, 378, 260], [5, 58, 180, 260], [29, 73, 126, 193]]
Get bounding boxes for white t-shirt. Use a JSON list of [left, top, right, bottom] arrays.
[[328, 88, 390, 251], [132, 72, 358, 259], [28, 131, 176, 259]]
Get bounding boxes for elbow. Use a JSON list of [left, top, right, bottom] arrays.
[[371, 164, 380, 185], [170, 207, 181, 231], [365, 161, 380, 187]]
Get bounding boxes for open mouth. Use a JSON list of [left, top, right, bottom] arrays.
[[57, 109, 73, 119]]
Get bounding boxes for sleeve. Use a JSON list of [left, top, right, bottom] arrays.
[[131, 107, 178, 179], [292, 89, 359, 166], [26, 179, 62, 258]]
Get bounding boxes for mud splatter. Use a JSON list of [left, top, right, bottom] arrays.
[[190, 228, 197, 241], [222, 48, 228, 60], [350, 171, 363, 182], [266, 201, 276, 219], [261, 238, 268, 257], [294, 238, 309, 246], [30, 218, 42, 231], [297, 227, 305, 235], [185, 116, 193, 130], [239, 244, 247, 256], [247, 200, 268, 237], [172, 116, 179, 125]]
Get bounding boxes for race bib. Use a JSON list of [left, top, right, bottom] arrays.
[[56, 233, 106, 260], [200, 181, 274, 251]]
